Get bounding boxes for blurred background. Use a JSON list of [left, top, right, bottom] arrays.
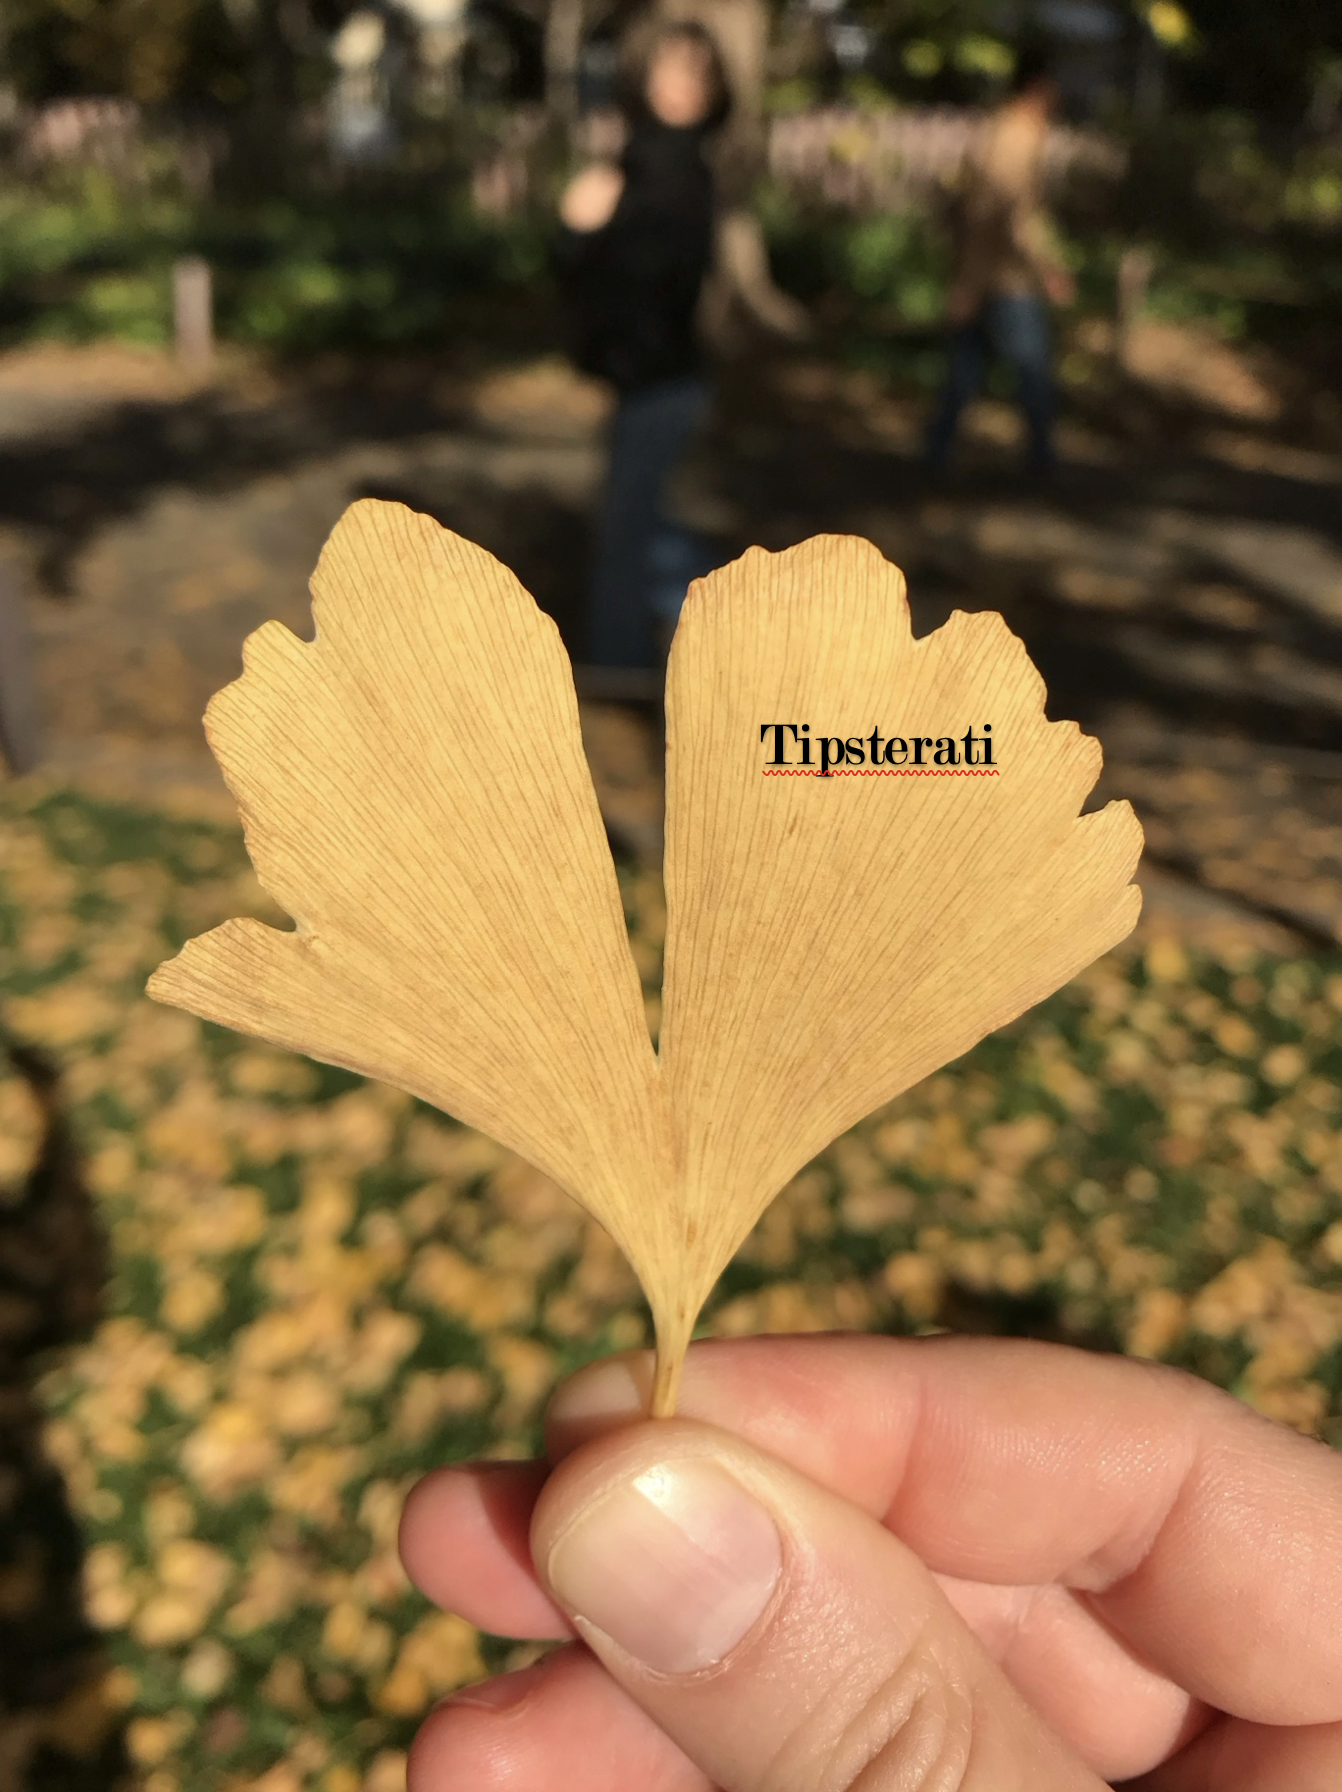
[[1, 1, 1342, 1788]]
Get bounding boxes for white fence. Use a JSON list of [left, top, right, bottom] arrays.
[[12, 97, 1125, 216], [767, 107, 1125, 211]]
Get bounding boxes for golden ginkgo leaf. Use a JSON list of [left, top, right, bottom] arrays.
[[148, 501, 679, 1304], [150, 503, 1142, 1418], [652, 535, 1141, 1403]]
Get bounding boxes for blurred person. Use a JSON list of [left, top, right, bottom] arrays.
[[925, 46, 1076, 476], [557, 20, 731, 697]]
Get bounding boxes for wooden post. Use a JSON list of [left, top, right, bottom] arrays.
[[1117, 245, 1154, 362], [545, 0, 585, 127], [0, 554, 41, 776], [173, 256, 214, 369]]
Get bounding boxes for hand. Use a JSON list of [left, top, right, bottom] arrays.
[[400, 1335, 1342, 1791], [714, 210, 812, 342], [1044, 266, 1077, 307], [560, 163, 624, 233]]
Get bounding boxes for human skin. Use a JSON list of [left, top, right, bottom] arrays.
[[644, 35, 717, 129], [399, 1335, 1342, 1791]]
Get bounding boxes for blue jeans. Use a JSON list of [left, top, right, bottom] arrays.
[[926, 293, 1056, 473], [586, 375, 713, 669]]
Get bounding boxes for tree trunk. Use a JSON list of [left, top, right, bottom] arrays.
[[658, 0, 809, 339], [546, 0, 585, 127]]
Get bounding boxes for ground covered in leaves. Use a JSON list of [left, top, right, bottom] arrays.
[[3, 782, 1342, 1792]]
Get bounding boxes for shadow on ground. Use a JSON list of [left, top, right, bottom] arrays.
[[6, 329, 1342, 936], [0, 1042, 126, 1792]]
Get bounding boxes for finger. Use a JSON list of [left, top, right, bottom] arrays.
[[398, 1334, 1334, 1776], [399, 1462, 573, 1639], [408, 1647, 713, 1792], [531, 1418, 1106, 1792], [934, 1572, 1209, 1777], [568, 1332, 1201, 1770], [394, 1454, 1197, 1777], [545, 1334, 1342, 1726], [1129, 1715, 1342, 1792], [396, 1336, 1199, 1640]]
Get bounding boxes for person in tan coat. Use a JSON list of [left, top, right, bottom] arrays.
[[925, 47, 1075, 474]]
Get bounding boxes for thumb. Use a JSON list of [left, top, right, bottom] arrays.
[[531, 1418, 1107, 1792]]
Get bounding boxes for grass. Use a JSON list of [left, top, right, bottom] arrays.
[[3, 781, 1342, 1789], [0, 163, 552, 354]]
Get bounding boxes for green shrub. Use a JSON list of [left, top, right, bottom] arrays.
[[0, 158, 552, 352]]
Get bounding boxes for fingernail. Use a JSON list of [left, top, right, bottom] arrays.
[[547, 1357, 646, 1437], [544, 1459, 782, 1675], [448, 1662, 546, 1713]]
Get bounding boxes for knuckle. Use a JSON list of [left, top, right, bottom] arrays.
[[845, 1672, 974, 1792], [756, 1630, 975, 1792]]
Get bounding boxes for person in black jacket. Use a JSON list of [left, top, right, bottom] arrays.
[[558, 21, 730, 694]]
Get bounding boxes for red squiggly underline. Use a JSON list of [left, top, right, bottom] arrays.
[[761, 768, 1000, 777]]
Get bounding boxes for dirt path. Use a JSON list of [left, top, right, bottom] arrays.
[[3, 334, 1341, 951]]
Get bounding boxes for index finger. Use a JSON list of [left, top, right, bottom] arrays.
[[544, 1334, 1342, 1727]]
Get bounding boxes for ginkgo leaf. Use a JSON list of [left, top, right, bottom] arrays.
[[650, 535, 1141, 1408], [149, 506, 1142, 1422], [148, 500, 680, 1304]]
